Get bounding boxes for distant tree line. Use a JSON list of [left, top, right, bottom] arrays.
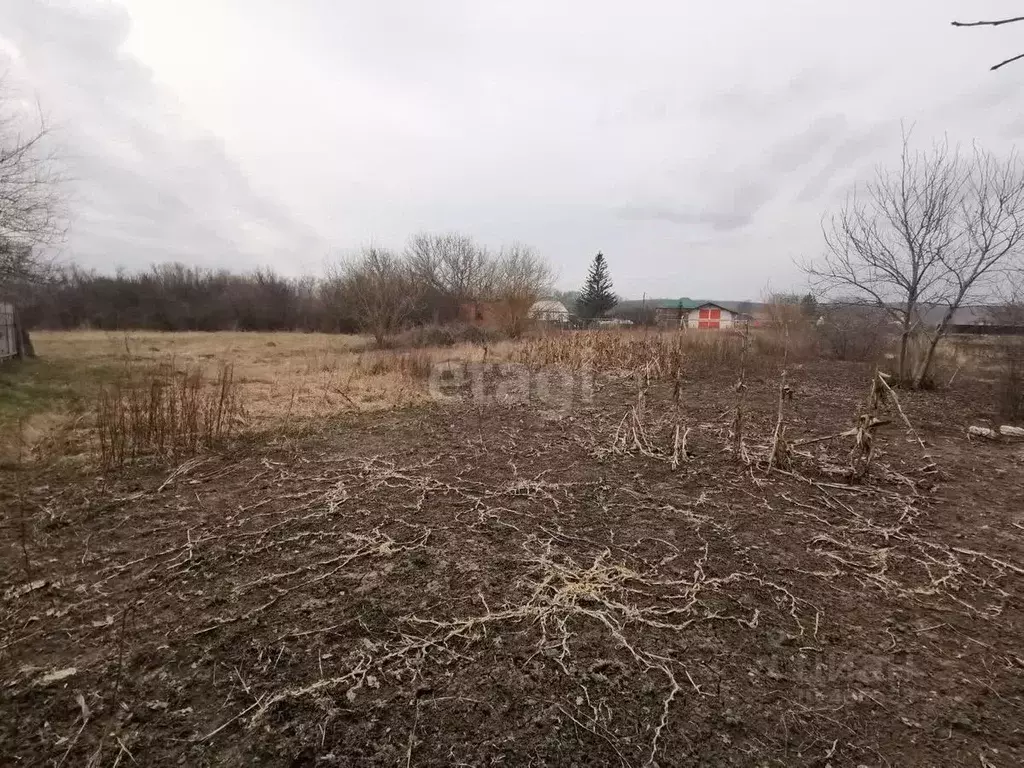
[[15, 232, 554, 343], [18, 262, 335, 332]]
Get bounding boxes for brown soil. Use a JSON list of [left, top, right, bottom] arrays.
[[2, 361, 1022, 766]]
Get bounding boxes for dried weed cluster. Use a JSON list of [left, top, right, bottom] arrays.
[[97, 363, 242, 468]]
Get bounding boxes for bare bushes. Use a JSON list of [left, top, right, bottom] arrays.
[[362, 349, 435, 381], [334, 248, 423, 347], [992, 337, 1024, 421], [391, 323, 501, 349], [97, 363, 242, 467], [336, 235, 553, 346], [816, 306, 892, 362]]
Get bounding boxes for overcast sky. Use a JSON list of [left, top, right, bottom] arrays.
[[2, 1, 1023, 299]]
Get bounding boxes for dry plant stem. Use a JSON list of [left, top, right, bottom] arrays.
[[243, 530, 809, 764], [873, 371, 936, 472], [670, 368, 687, 470], [767, 333, 790, 472], [97, 361, 242, 468], [16, 424, 33, 581], [730, 323, 751, 461]]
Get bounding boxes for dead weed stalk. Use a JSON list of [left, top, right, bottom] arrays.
[[97, 363, 242, 468]]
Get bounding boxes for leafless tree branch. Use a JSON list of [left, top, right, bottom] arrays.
[[991, 52, 1024, 71], [951, 15, 1024, 69], [336, 247, 423, 345], [951, 16, 1024, 29], [802, 130, 1024, 388], [1, 81, 67, 291]]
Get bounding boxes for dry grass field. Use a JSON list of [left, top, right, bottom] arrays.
[[0, 330, 498, 463], [1, 329, 1023, 766]]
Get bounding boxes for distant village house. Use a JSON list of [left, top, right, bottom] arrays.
[[529, 299, 571, 325], [655, 299, 754, 330]]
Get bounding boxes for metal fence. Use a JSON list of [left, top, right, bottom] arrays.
[[0, 301, 18, 361]]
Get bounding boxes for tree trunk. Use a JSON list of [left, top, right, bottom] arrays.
[[897, 320, 911, 384], [913, 305, 957, 388], [912, 330, 943, 388]]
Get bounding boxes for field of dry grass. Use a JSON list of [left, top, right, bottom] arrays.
[[34, 329, 476, 414], [0, 330, 499, 463], [1, 328, 1010, 465]]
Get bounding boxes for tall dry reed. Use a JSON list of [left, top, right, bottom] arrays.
[[511, 328, 791, 379], [97, 363, 242, 467]]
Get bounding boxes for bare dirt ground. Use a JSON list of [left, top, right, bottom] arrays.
[[2, 360, 1022, 766]]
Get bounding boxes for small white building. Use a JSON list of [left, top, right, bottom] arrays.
[[529, 299, 571, 324], [685, 302, 737, 330]]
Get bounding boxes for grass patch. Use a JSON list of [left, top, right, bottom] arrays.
[[0, 356, 126, 463]]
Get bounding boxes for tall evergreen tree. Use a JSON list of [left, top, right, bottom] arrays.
[[575, 251, 617, 320]]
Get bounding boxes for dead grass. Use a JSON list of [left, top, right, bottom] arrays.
[[2, 331, 495, 465], [97, 362, 243, 468], [5, 328, 1014, 468], [510, 327, 793, 378]]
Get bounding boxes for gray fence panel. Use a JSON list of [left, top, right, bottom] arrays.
[[0, 302, 17, 361]]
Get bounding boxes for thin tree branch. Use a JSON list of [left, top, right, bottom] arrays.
[[992, 52, 1024, 71], [952, 16, 1024, 28]]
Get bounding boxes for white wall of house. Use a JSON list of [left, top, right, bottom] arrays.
[[684, 304, 735, 329]]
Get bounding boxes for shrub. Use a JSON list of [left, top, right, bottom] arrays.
[[995, 337, 1024, 421], [97, 363, 242, 467], [816, 306, 892, 362], [391, 323, 502, 349], [364, 350, 435, 380]]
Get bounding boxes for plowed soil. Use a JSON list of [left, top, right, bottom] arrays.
[[2, 360, 1022, 766]]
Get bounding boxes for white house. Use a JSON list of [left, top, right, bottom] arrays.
[[684, 302, 737, 330], [529, 299, 571, 324]]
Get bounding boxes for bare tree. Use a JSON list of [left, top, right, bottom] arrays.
[[913, 150, 1024, 386], [761, 291, 808, 333], [952, 15, 1024, 70], [803, 132, 1024, 387], [1, 85, 65, 290], [491, 243, 553, 337], [405, 232, 495, 322], [340, 247, 422, 345]]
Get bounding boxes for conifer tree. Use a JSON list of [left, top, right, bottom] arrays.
[[575, 251, 617, 321]]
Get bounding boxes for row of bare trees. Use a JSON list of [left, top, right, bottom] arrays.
[[1, 82, 552, 342], [331, 235, 553, 343], [18, 263, 332, 332], [16, 233, 553, 342]]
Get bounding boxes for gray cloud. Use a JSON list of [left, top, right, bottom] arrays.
[[615, 204, 752, 233], [2, 0, 1022, 298], [0, 0, 325, 274]]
